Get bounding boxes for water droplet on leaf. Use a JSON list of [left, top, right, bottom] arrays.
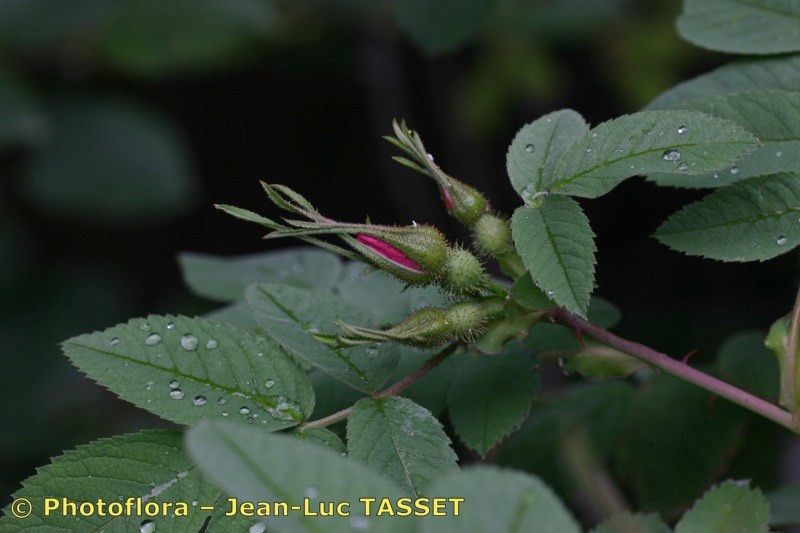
[[169, 389, 184, 400], [206, 339, 218, 350], [777, 236, 788, 246], [140, 520, 156, 533], [662, 150, 680, 162], [110, 338, 120, 347], [239, 406, 250, 415], [180, 334, 198, 351], [677, 125, 688, 135], [145, 333, 162, 346], [524, 144, 534, 153], [193, 396, 207, 406]]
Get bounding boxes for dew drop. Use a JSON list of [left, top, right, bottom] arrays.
[[265, 379, 275, 389], [546, 289, 555, 297], [206, 339, 218, 350], [192, 500, 198, 507], [169, 379, 179, 389], [777, 236, 788, 246], [677, 125, 688, 135], [777, 151, 783, 157], [169, 389, 184, 400], [140, 520, 156, 533], [222, 411, 229, 416], [662, 149, 681, 162], [239, 406, 250, 415], [426, 153, 434, 161], [678, 162, 689, 172], [585, 147, 592, 153], [730, 166, 739, 175], [247, 417, 255, 424], [180, 334, 198, 351], [193, 395, 208, 406], [257, 352, 264, 358], [139, 322, 151, 331], [713, 173, 720, 180], [166, 323, 176, 330], [110, 337, 120, 347], [218, 397, 227, 405], [524, 144, 534, 153], [145, 333, 162, 346], [365, 345, 379, 358], [249, 523, 266, 533]]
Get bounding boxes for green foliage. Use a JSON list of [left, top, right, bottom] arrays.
[[186, 420, 413, 533], [674, 480, 770, 533], [648, 54, 800, 109], [294, 427, 346, 453], [564, 343, 646, 381], [767, 482, 800, 527], [655, 173, 800, 261], [592, 513, 670, 533], [62, 314, 314, 428], [420, 467, 580, 533], [394, 0, 493, 55], [512, 195, 596, 316], [506, 109, 588, 199], [650, 90, 800, 188], [21, 98, 198, 226], [347, 396, 458, 495], [677, 0, 800, 55], [0, 430, 251, 531], [447, 348, 539, 456], [179, 248, 344, 302], [246, 282, 400, 392], [543, 111, 759, 198]]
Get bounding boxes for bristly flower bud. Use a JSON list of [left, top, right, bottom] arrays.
[[385, 119, 489, 226], [473, 213, 513, 256], [257, 183, 449, 285], [442, 247, 487, 295], [337, 297, 505, 348]]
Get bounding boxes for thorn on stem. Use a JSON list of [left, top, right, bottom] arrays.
[[682, 348, 698, 364]]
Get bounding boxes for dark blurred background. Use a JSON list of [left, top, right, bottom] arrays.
[[2, 0, 798, 507]]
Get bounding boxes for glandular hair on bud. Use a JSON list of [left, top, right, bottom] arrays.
[[445, 297, 505, 342], [473, 213, 512, 256], [442, 247, 487, 295], [444, 179, 488, 226]]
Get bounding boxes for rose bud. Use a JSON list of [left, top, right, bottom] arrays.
[[337, 297, 505, 348], [472, 213, 513, 256], [442, 247, 488, 295], [386, 119, 489, 226]]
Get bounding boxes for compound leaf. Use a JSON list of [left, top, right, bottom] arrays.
[[655, 173, 800, 261], [511, 196, 596, 316], [62, 314, 313, 428], [347, 396, 458, 496], [677, 0, 800, 55]]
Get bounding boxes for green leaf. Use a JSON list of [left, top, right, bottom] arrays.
[[472, 312, 541, 354], [564, 343, 646, 381], [97, 0, 275, 77], [648, 54, 800, 110], [543, 110, 759, 198], [592, 513, 670, 533], [0, 430, 252, 532], [587, 297, 622, 329], [336, 262, 449, 324], [655, 173, 800, 262], [394, 0, 493, 55], [613, 377, 748, 513], [246, 283, 399, 392], [716, 331, 779, 402], [294, 427, 346, 454], [498, 382, 635, 492], [650, 90, 800, 188], [506, 109, 588, 200], [675, 480, 770, 533], [767, 482, 800, 527], [179, 248, 343, 302], [677, 0, 800, 55], [186, 419, 413, 533], [511, 273, 556, 310], [419, 467, 580, 533], [383, 348, 457, 417], [511, 196, 596, 316], [447, 348, 539, 456], [22, 97, 198, 226], [347, 396, 458, 495], [62, 314, 313, 428], [0, 69, 47, 149]]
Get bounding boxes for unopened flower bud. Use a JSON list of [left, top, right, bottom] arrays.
[[473, 213, 512, 256], [442, 247, 487, 295], [445, 297, 505, 342], [440, 178, 488, 226], [338, 307, 454, 349], [350, 225, 448, 285]]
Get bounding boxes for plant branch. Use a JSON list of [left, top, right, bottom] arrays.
[[785, 286, 800, 425], [298, 343, 459, 430], [545, 308, 798, 435]]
